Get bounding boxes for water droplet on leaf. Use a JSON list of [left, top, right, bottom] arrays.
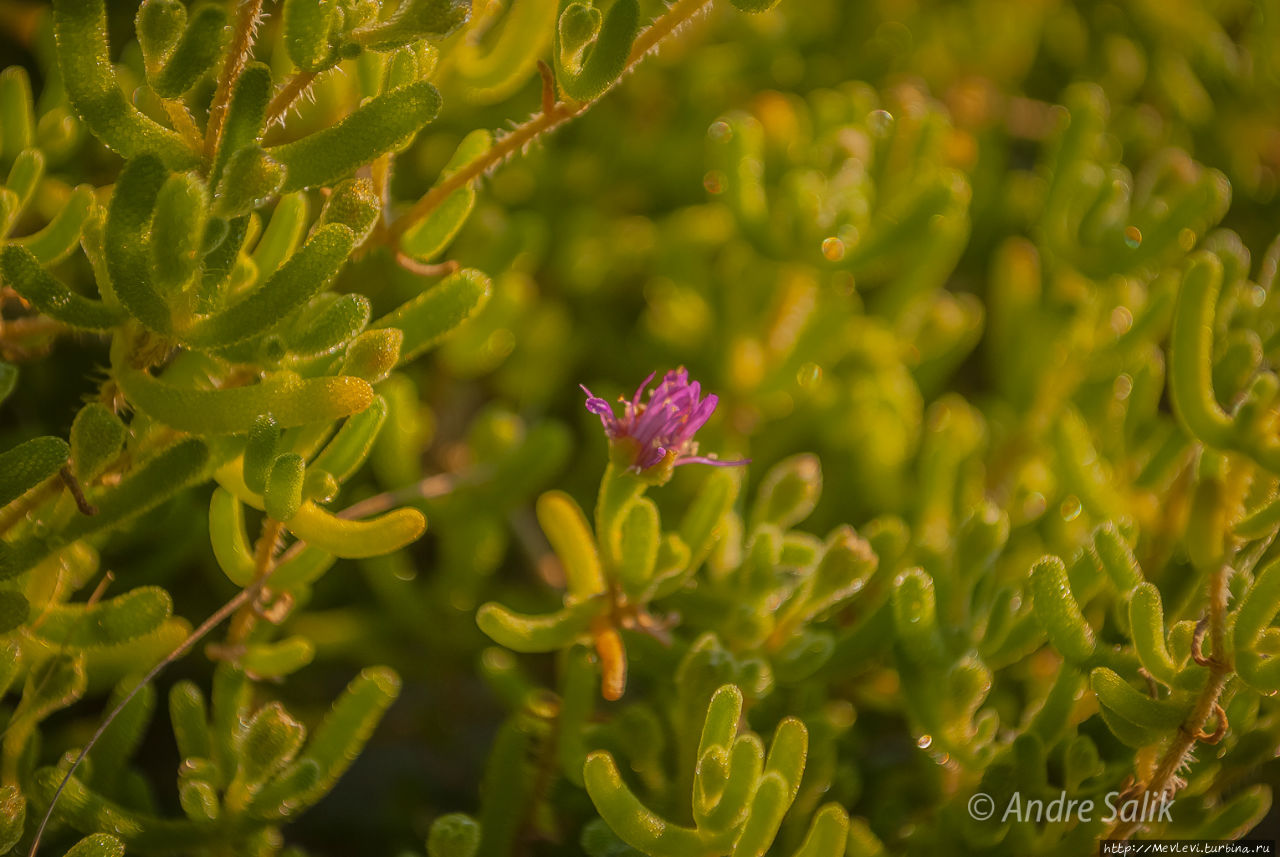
[[797, 362, 823, 388], [821, 236, 846, 261], [1060, 495, 1082, 521], [868, 109, 894, 137]]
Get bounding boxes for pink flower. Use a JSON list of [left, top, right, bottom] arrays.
[[581, 368, 748, 472]]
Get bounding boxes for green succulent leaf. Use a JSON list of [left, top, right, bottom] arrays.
[[0, 435, 69, 508], [0, 244, 125, 331], [31, 586, 173, 648], [269, 82, 443, 192], [150, 4, 230, 99], [53, 0, 198, 169]]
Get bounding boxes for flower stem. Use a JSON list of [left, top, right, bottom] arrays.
[[595, 463, 647, 575]]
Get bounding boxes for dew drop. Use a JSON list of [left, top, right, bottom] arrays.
[[1060, 494, 1083, 522], [1110, 305, 1133, 335], [1123, 225, 1143, 249], [703, 170, 726, 194], [707, 120, 733, 142], [797, 362, 823, 388], [917, 734, 933, 749], [526, 689, 561, 720], [1178, 228, 1197, 251], [1252, 285, 1267, 307], [821, 236, 846, 261], [868, 109, 894, 137], [1114, 373, 1133, 400]]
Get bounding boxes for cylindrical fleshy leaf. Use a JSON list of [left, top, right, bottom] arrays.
[[319, 178, 381, 245], [209, 488, 256, 586], [243, 414, 281, 496], [113, 340, 373, 434], [341, 329, 403, 383], [0, 245, 124, 331], [210, 63, 272, 188], [750, 454, 821, 529], [151, 172, 209, 294], [1029, 555, 1096, 665], [1129, 583, 1180, 687], [284, 502, 425, 559], [52, 0, 197, 168], [106, 155, 173, 332], [427, 813, 481, 857], [185, 224, 356, 348], [583, 752, 705, 857], [373, 267, 492, 363], [283, 0, 337, 71], [476, 601, 597, 653], [1169, 252, 1234, 448], [0, 435, 69, 508], [537, 490, 605, 598], [211, 145, 287, 219], [552, 0, 639, 102], [311, 396, 387, 483], [294, 667, 400, 805], [150, 5, 230, 98], [269, 82, 442, 192], [70, 402, 126, 483], [264, 453, 305, 522], [617, 497, 659, 598], [136, 0, 186, 70]]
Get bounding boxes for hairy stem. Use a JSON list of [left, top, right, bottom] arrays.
[[226, 517, 284, 646], [1109, 562, 1233, 841], [388, 0, 715, 243], [265, 70, 320, 129], [205, 0, 265, 160]]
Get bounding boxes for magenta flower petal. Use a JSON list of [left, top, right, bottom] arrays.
[[674, 455, 752, 468], [580, 369, 746, 473]]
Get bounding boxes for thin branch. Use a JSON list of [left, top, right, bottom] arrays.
[[28, 578, 263, 857], [58, 467, 96, 517], [265, 70, 320, 129], [388, 0, 716, 244], [205, 0, 266, 160], [395, 253, 459, 278], [1108, 562, 1234, 841], [225, 517, 284, 647], [390, 99, 587, 243]]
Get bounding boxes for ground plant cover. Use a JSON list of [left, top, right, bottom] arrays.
[[1, 0, 1280, 855]]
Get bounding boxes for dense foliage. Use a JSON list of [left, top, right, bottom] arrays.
[[1, 0, 1280, 855]]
